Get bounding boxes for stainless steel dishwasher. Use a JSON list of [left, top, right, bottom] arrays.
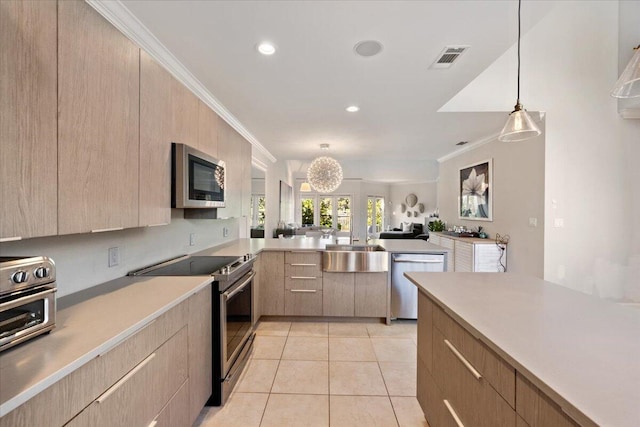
[[391, 253, 445, 319]]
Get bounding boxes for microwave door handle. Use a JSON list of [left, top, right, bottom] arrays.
[[223, 272, 256, 300]]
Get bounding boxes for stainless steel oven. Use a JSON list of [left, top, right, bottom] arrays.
[[0, 256, 57, 352], [129, 252, 255, 406]]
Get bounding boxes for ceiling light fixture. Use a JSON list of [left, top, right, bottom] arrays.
[[498, 0, 541, 142], [300, 182, 312, 192], [257, 42, 276, 56], [354, 40, 383, 58], [611, 45, 640, 98], [307, 145, 343, 193], [346, 105, 360, 112]]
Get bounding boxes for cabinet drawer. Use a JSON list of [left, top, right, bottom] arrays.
[[285, 289, 323, 316], [153, 379, 190, 427], [433, 305, 515, 407], [285, 251, 322, 266], [417, 357, 458, 427], [516, 373, 581, 427], [67, 327, 188, 427], [417, 292, 434, 372], [285, 263, 322, 278], [286, 276, 323, 291], [433, 327, 516, 427]]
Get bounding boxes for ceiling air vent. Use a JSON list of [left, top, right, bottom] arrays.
[[430, 46, 470, 69]]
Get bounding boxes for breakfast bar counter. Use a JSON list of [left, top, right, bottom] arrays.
[[406, 272, 640, 427]]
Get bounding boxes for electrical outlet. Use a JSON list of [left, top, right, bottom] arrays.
[[190, 233, 196, 246], [223, 227, 229, 237], [108, 247, 120, 267], [553, 218, 564, 228], [528, 217, 537, 227]]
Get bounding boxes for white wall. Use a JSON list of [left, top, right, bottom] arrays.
[[437, 128, 545, 278], [264, 160, 292, 238], [439, 1, 639, 300], [389, 182, 438, 229], [0, 211, 238, 297]]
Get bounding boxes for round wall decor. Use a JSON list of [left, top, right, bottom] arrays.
[[405, 193, 418, 208]]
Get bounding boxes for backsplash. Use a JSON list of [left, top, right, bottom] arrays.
[[0, 210, 239, 297]]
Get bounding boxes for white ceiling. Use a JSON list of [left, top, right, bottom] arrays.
[[123, 0, 553, 179]]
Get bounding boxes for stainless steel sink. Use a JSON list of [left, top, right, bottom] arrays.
[[323, 245, 389, 272]]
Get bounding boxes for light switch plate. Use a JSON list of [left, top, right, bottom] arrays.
[[190, 233, 196, 246], [528, 217, 537, 227], [108, 247, 120, 267]]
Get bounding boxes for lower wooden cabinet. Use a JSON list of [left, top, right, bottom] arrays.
[[323, 272, 354, 316], [154, 379, 190, 427], [354, 272, 387, 317], [259, 252, 285, 316], [188, 286, 213, 425], [516, 373, 580, 427], [285, 289, 323, 316]]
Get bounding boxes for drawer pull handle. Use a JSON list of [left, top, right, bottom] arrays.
[[148, 421, 158, 427], [0, 236, 21, 242], [291, 263, 317, 266], [290, 289, 317, 293], [444, 339, 482, 381], [97, 353, 156, 403], [91, 227, 124, 233], [291, 276, 317, 280], [443, 399, 464, 427]]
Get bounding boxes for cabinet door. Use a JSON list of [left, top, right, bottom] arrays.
[[153, 379, 189, 427], [198, 100, 219, 158], [285, 289, 323, 316], [323, 272, 354, 316], [139, 50, 172, 227], [454, 241, 473, 272], [171, 77, 199, 149], [58, 0, 139, 234], [241, 138, 252, 219], [0, 0, 57, 240], [217, 120, 242, 218], [354, 272, 387, 317], [188, 286, 212, 425], [259, 252, 285, 315]]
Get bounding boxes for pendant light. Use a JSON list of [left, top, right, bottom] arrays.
[[611, 45, 640, 98], [300, 182, 312, 192], [498, 0, 541, 142], [307, 144, 343, 193]]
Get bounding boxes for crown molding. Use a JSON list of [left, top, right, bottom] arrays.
[[86, 0, 277, 164], [437, 131, 500, 163]]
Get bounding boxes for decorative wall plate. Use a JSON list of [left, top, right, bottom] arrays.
[[406, 193, 418, 208], [418, 203, 424, 213], [407, 211, 412, 217]]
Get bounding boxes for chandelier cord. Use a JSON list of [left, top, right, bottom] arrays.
[[517, 0, 521, 105]]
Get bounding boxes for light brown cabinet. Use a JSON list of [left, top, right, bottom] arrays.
[[57, 0, 140, 235], [139, 50, 172, 227], [187, 286, 213, 425], [323, 272, 355, 316], [198, 100, 219, 158], [217, 120, 245, 218], [0, 0, 57, 241], [354, 272, 387, 317], [516, 374, 580, 427], [284, 251, 323, 315], [241, 138, 253, 219], [170, 77, 199, 150], [258, 251, 285, 316]]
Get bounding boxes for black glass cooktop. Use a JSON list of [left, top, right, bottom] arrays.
[[140, 256, 240, 276]]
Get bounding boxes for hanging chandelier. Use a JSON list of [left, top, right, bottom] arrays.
[[307, 145, 343, 193], [498, 0, 541, 142], [611, 45, 640, 98]]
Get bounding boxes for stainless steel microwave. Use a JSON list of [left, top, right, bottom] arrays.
[[172, 143, 226, 209]]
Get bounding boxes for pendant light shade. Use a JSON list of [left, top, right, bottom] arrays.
[[499, 104, 541, 142], [300, 182, 312, 192], [498, 0, 541, 143], [611, 46, 640, 98]]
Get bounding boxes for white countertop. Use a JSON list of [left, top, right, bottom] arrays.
[[0, 275, 210, 416], [195, 237, 451, 257], [405, 272, 640, 427]]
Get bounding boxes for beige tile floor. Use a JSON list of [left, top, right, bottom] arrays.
[[194, 320, 429, 427]]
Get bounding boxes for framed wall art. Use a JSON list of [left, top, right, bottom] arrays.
[[458, 159, 492, 221]]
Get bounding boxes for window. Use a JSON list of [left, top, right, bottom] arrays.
[[367, 196, 385, 235], [250, 195, 266, 226], [298, 194, 351, 232]]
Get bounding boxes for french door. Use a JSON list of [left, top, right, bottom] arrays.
[[299, 195, 351, 232], [367, 196, 385, 237]]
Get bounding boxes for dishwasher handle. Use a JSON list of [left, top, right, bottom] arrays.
[[393, 258, 444, 264]]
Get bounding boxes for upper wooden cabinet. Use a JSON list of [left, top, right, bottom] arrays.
[[241, 138, 252, 219], [198, 100, 219, 158], [57, 0, 140, 234], [0, 0, 57, 241], [140, 51, 172, 227], [217, 120, 243, 218], [170, 77, 199, 150]]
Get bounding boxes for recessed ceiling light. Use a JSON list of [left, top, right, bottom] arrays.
[[257, 42, 276, 55], [354, 40, 383, 57], [346, 105, 360, 112]]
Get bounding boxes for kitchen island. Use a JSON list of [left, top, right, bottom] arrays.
[[406, 272, 640, 427]]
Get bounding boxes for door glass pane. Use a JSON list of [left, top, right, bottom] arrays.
[[337, 197, 351, 231], [319, 197, 333, 228], [367, 198, 374, 227], [375, 198, 384, 231], [257, 196, 266, 225], [301, 198, 315, 226]]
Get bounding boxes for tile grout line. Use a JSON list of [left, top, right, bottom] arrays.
[[258, 322, 291, 427]]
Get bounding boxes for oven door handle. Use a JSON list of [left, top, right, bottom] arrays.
[[223, 271, 255, 300], [0, 287, 56, 312]]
